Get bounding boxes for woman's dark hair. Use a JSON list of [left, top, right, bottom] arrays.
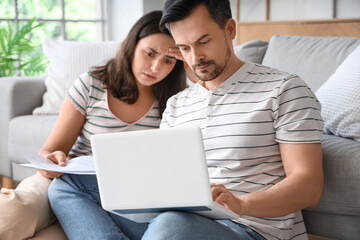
[[160, 0, 232, 32], [90, 10, 186, 116]]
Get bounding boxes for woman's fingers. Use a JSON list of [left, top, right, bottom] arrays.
[[46, 151, 67, 166], [168, 47, 184, 61]]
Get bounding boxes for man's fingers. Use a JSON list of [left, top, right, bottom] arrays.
[[211, 184, 227, 199]]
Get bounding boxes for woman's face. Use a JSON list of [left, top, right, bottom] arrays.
[[132, 33, 177, 87]]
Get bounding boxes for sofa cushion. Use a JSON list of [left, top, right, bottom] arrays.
[[8, 115, 58, 165], [315, 45, 360, 142], [33, 39, 120, 115], [303, 211, 360, 240], [234, 40, 268, 64], [306, 134, 360, 216], [262, 35, 360, 92]]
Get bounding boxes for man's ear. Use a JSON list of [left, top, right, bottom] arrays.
[[225, 18, 236, 40]]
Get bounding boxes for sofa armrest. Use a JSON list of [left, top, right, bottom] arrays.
[[0, 76, 46, 177]]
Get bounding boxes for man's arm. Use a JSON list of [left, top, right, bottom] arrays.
[[212, 142, 323, 217]]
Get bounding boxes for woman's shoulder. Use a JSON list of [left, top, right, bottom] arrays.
[[77, 71, 106, 89]]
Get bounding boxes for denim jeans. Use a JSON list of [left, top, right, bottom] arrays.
[[48, 174, 266, 240]]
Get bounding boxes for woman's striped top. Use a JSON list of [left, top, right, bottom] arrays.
[[161, 62, 324, 240], [67, 72, 161, 158]]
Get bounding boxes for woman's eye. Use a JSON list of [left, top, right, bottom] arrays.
[[146, 52, 154, 57], [164, 59, 173, 65]]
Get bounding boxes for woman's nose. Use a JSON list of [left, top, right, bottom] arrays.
[[150, 60, 160, 73]]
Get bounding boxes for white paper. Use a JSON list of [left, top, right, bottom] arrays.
[[21, 151, 96, 174]]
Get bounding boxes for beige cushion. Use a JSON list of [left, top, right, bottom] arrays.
[[0, 172, 60, 239], [29, 221, 67, 240]]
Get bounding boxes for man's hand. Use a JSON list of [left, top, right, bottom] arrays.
[[211, 183, 243, 215], [38, 151, 67, 179]]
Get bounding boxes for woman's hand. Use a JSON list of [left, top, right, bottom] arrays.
[[38, 151, 67, 179], [168, 47, 184, 61], [211, 183, 243, 215], [168, 47, 199, 83], [37, 97, 85, 179]]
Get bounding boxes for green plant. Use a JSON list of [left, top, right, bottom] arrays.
[[0, 18, 48, 77]]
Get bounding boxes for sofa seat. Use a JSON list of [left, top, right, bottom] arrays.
[[8, 115, 57, 181], [303, 134, 360, 239], [318, 134, 360, 215]]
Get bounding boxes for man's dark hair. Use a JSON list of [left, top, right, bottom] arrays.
[[160, 0, 232, 32]]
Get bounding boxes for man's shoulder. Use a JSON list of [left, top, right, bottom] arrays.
[[231, 62, 297, 89], [246, 62, 291, 77]]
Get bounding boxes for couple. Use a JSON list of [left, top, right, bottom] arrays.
[[2, 0, 324, 239]]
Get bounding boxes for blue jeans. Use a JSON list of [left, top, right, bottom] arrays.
[[48, 174, 266, 240]]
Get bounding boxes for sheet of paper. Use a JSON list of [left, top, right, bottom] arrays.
[[21, 151, 96, 174]]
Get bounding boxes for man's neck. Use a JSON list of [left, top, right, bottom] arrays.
[[200, 57, 245, 91]]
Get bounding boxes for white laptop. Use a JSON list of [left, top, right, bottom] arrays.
[[91, 127, 240, 223]]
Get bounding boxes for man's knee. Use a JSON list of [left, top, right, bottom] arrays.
[[147, 212, 199, 233], [152, 211, 195, 225]]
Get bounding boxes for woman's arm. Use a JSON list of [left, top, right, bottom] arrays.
[[38, 97, 86, 178]]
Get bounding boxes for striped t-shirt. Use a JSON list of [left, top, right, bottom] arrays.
[[67, 72, 161, 158], [161, 62, 324, 240]]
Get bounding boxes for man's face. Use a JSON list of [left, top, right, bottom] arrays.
[[170, 4, 233, 82]]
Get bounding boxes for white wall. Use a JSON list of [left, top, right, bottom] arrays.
[[337, 0, 360, 18], [237, 0, 360, 21], [143, 0, 164, 14], [107, 0, 360, 41], [106, 0, 144, 41], [106, 0, 165, 41]]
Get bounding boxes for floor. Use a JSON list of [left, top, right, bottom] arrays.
[[308, 234, 336, 240], [0, 175, 19, 189]]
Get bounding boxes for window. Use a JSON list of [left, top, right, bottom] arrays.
[[0, 0, 106, 76]]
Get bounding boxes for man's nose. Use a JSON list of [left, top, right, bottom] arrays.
[[191, 48, 204, 65]]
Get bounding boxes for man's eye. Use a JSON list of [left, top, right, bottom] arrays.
[[146, 52, 154, 57], [180, 47, 189, 51], [200, 40, 209, 45]]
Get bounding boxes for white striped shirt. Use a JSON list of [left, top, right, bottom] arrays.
[[68, 72, 161, 158], [161, 62, 323, 240]]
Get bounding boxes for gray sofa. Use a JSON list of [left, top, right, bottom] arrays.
[[1, 35, 360, 239], [0, 76, 52, 181]]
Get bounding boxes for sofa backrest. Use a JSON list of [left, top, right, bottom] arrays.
[[261, 35, 360, 92]]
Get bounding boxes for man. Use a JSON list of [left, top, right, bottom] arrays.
[[143, 0, 324, 239]]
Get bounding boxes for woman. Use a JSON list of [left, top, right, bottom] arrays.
[[0, 10, 186, 240], [39, 10, 186, 179]]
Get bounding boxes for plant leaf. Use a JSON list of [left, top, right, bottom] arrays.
[[0, 17, 47, 77]]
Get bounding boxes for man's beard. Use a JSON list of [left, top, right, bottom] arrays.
[[192, 44, 232, 82]]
